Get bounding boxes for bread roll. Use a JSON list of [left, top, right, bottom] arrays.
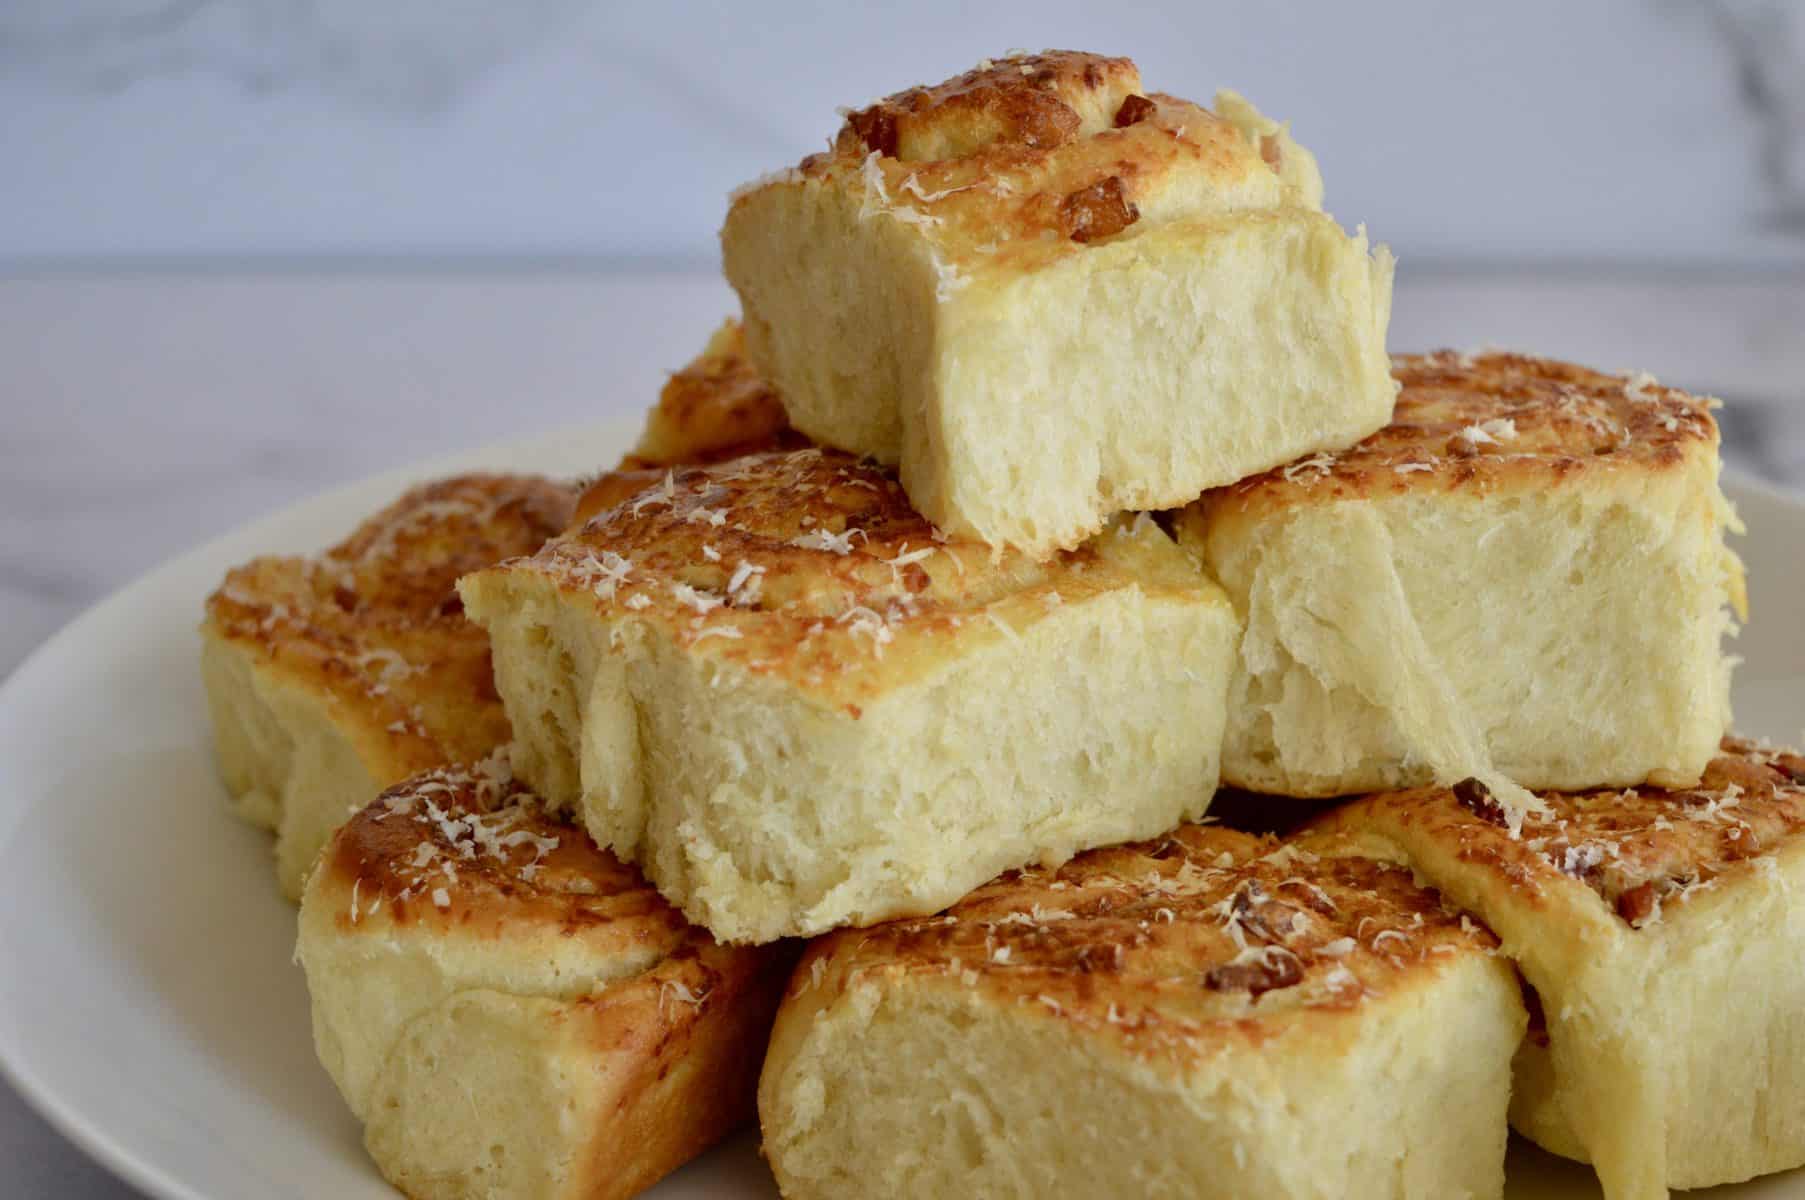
[[723, 50, 1395, 557], [759, 823, 1523, 1199], [1318, 738, 1805, 1198], [460, 443, 1238, 944], [203, 338, 796, 900], [296, 759, 793, 1200], [201, 473, 575, 897], [1178, 352, 1744, 812]]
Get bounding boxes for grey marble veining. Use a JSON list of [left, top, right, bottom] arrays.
[[0, 0, 593, 113], [1713, 0, 1805, 227], [2, 2, 1804, 266]]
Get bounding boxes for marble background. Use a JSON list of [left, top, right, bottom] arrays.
[[1, 1, 1804, 267], [3, 2, 1805, 1197]]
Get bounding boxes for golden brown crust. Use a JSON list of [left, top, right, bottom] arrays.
[[1194, 353, 1720, 521], [616, 320, 799, 472], [563, 945, 791, 1200], [204, 473, 576, 774], [835, 51, 1141, 163], [1112, 92, 1158, 129], [572, 466, 678, 528], [790, 824, 1497, 1064], [1333, 739, 1805, 930], [323, 759, 799, 1012], [324, 758, 691, 941], [487, 449, 1200, 712], [321, 763, 798, 1200], [1058, 174, 1139, 242], [574, 320, 801, 526], [733, 52, 1293, 282]]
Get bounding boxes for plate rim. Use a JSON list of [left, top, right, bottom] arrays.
[[0, 414, 640, 1200], [0, 419, 1799, 1200]]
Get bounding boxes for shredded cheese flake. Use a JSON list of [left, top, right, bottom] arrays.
[[984, 611, 1020, 643], [690, 625, 743, 643], [685, 506, 728, 528], [900, 174, 974, 204], [1281, 453, 1337, 483], [630, 472, 676, 517], [836, 605, 894, 655], [670, 582, 723, 615], [1623, 370, 1661, 403], [790, 527, 864, 555]]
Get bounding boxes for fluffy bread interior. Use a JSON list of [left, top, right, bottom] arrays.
[[762, 925, 1519, 1199], [1211, 475, 1736, 796], [201, 630, 384, 896], [728, 202, 1394, 557], [1184, 353, 1743, 810], [471, 570, 1234, 943]]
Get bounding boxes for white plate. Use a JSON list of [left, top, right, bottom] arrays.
[[0, 421, 1800, 1200]]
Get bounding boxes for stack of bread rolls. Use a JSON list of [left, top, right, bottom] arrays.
[[202, 50, 1798, 1200]]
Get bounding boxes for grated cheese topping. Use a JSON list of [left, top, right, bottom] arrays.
[[789, 527, 865, 555]]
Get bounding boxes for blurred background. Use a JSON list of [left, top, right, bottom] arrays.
[[2, 3, 1804, 1195], [2, 1, 1804, 267]]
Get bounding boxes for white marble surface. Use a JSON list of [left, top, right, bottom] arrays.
[[1, 267, 1803, 1196], [3, 1, 1805, 268]]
